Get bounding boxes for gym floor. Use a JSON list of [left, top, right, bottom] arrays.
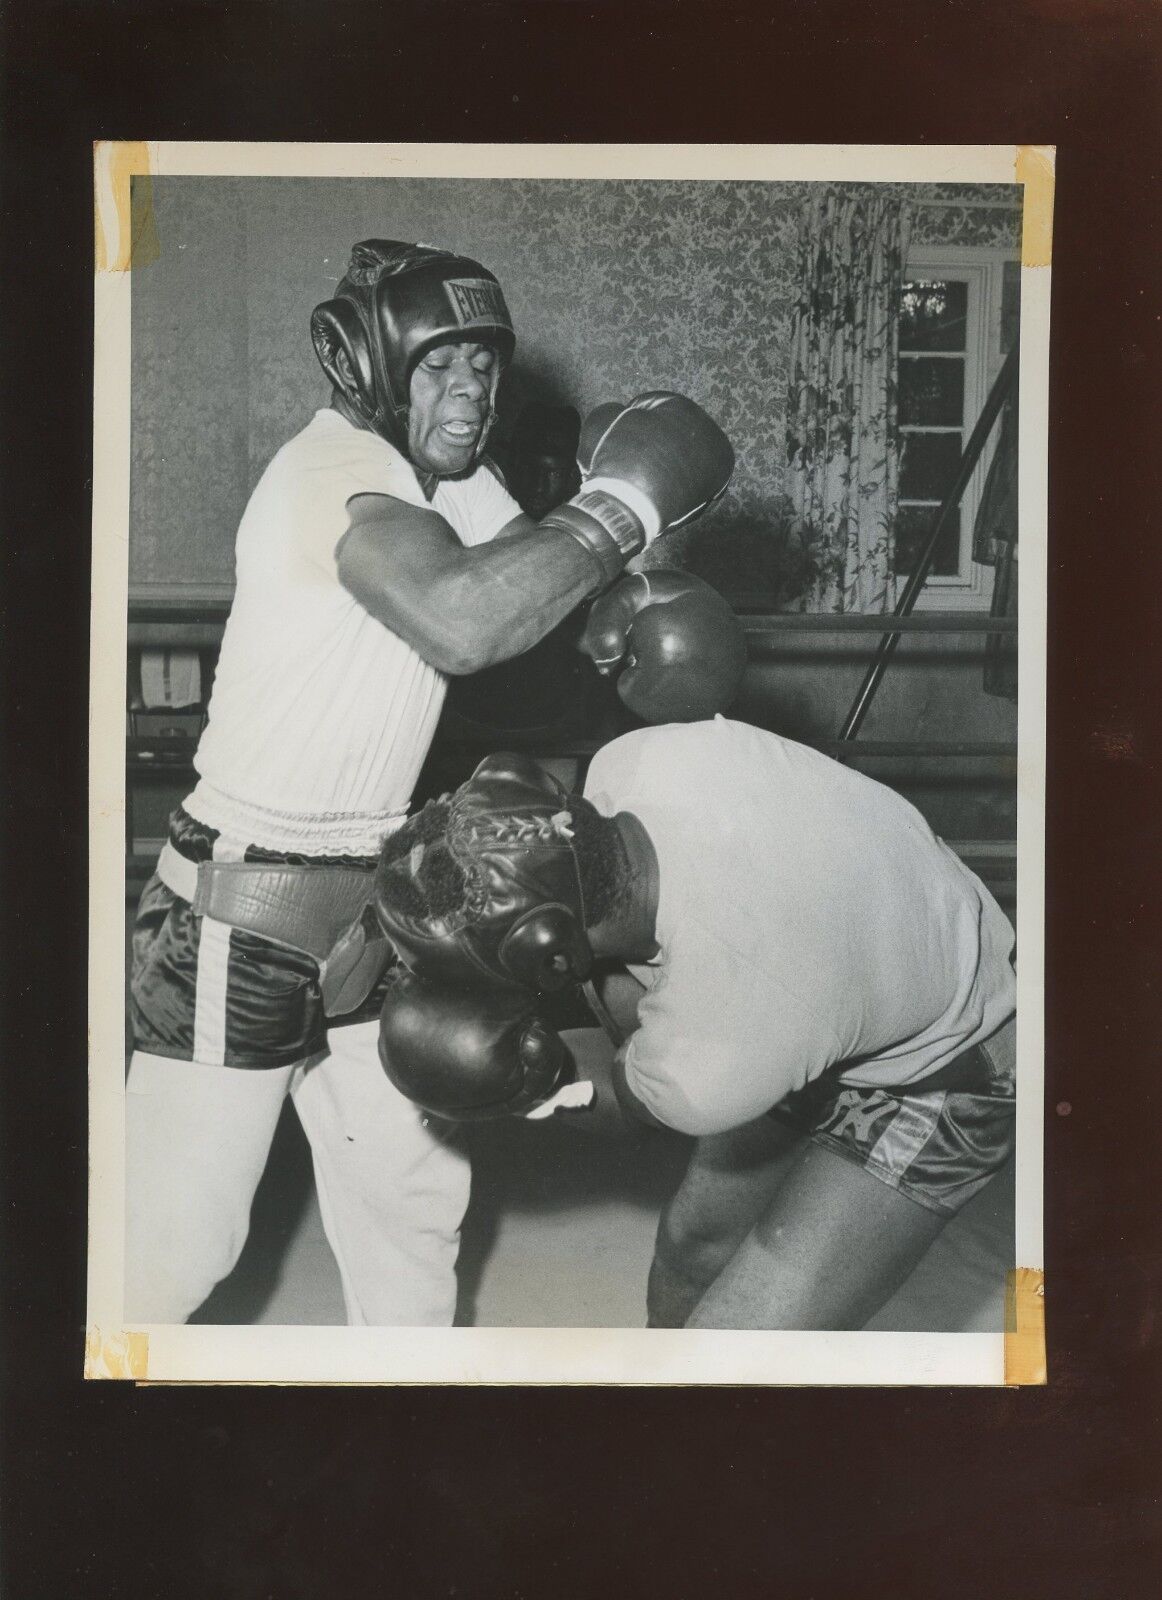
[[187, 1039, 1015, 1333], [126, 911, 1014, 1331]]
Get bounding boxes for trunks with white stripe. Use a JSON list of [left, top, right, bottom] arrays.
[[129, 807, 397, 1069]]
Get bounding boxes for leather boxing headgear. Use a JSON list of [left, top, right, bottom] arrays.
[[373, 753, 592, 994], [311, 239, 516, 460]]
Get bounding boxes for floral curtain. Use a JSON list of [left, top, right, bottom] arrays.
[[786, 191, 913, 612]]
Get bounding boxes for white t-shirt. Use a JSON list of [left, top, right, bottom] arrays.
[[187, 409, 520, 852], [584, 718, 1017, 1137]]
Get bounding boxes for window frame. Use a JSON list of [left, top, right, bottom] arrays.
[[898, 246, 1016, 611]]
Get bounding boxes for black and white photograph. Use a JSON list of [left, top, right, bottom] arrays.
[[87, 142, 1049, 1385]]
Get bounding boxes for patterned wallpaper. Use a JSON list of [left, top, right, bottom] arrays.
[[130, 177, 1021, 590], [130, 180, 251, 588]]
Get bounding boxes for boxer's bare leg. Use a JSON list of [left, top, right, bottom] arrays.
[[647, 1117, 807, 1328], [684, 1139, 947, 1330]]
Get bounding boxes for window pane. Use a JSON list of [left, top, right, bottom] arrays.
[[898, 357, 965, 426], [895, 504, 962, 578], [899, 280, 969, 351], [899, 431, 963, 501]]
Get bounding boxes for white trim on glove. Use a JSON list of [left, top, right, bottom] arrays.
[[581, 478, 662, 543], [524, 1080, 597, 1119]]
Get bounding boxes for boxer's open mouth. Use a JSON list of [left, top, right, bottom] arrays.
[[440, 420, 479, 441]]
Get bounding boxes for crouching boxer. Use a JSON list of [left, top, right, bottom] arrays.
[[373, 718, 1017, 1330], [125, 237, 736, 1326]]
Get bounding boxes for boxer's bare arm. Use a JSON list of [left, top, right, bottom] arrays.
[[611, 1050, 672, 1131], [335, 492, 601, 675], [492, 510, 539, 539]]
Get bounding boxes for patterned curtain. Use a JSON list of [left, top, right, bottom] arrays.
[[786, 190, 913, 612]]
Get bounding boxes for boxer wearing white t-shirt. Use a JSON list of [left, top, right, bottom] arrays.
[[190, 408, 521, 839], [127, 408, 526, 1326], [125, 238, 736, 1325], [370, 717, 1017, 1330], [582, 718, 1017, 1329]]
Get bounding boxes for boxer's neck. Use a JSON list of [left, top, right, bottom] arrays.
[[331, 390, 372, 435], [331, 394, 438, 498]]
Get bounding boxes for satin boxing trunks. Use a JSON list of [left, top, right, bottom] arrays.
[[770, 1016, 1017, 1217], [130, 808, 395, 1070]]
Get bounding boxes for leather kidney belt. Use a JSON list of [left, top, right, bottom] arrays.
[[156, 840, 392, 1017]]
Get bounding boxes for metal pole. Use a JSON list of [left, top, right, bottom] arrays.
[[837, 342, 1020, 747]]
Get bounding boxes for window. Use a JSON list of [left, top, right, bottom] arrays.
[[895, 250, 1016, 608]]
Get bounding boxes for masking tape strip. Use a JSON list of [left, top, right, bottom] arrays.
[[85, 1327, 151, 1381], [94, 140, 159, 273], [1003, 1268, 1046, 1385], [1015, 145, 1055, 268]]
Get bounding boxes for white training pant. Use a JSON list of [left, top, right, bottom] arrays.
[[124, 1019, 471, 1326]]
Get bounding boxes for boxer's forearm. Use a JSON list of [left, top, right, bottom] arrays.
[[492, 510, 539, 540], [337, 499, 603, 675], [612, 1052, 672, 1131], [551, 1040, 661, 1138]]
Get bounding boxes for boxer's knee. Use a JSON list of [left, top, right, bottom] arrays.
[[646, 1206, 736, 1329], [648, 1210, 741, 1328], [124, 1122, 262, 1322], [646, 1245, 707, 1329], [653, 1194, 741, 1286], [292, 1026, 471, 1325], [647, 1150, 784, 1328], [125, 1195, 251, 1323], [124, 1050, 292, 1322], [656, 1121, 801, 1285]]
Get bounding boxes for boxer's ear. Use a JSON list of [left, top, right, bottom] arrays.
[[311, 299, 376, 413]]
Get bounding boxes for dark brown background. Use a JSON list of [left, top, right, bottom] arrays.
[[2, 2, 1159, 1596]]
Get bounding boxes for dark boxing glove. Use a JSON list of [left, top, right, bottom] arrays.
[[576, 400, 624, 474], [540, 393, 734, 587], [378, 967, 577, 1121], [578, 569, 747, 724]]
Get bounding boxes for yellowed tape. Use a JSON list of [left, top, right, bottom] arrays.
[[1015, 145, 1055, 268], [84, 1326, 150, 1381], [1003, 1268, 1046, 1385], [94, 140, 159, 272]]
